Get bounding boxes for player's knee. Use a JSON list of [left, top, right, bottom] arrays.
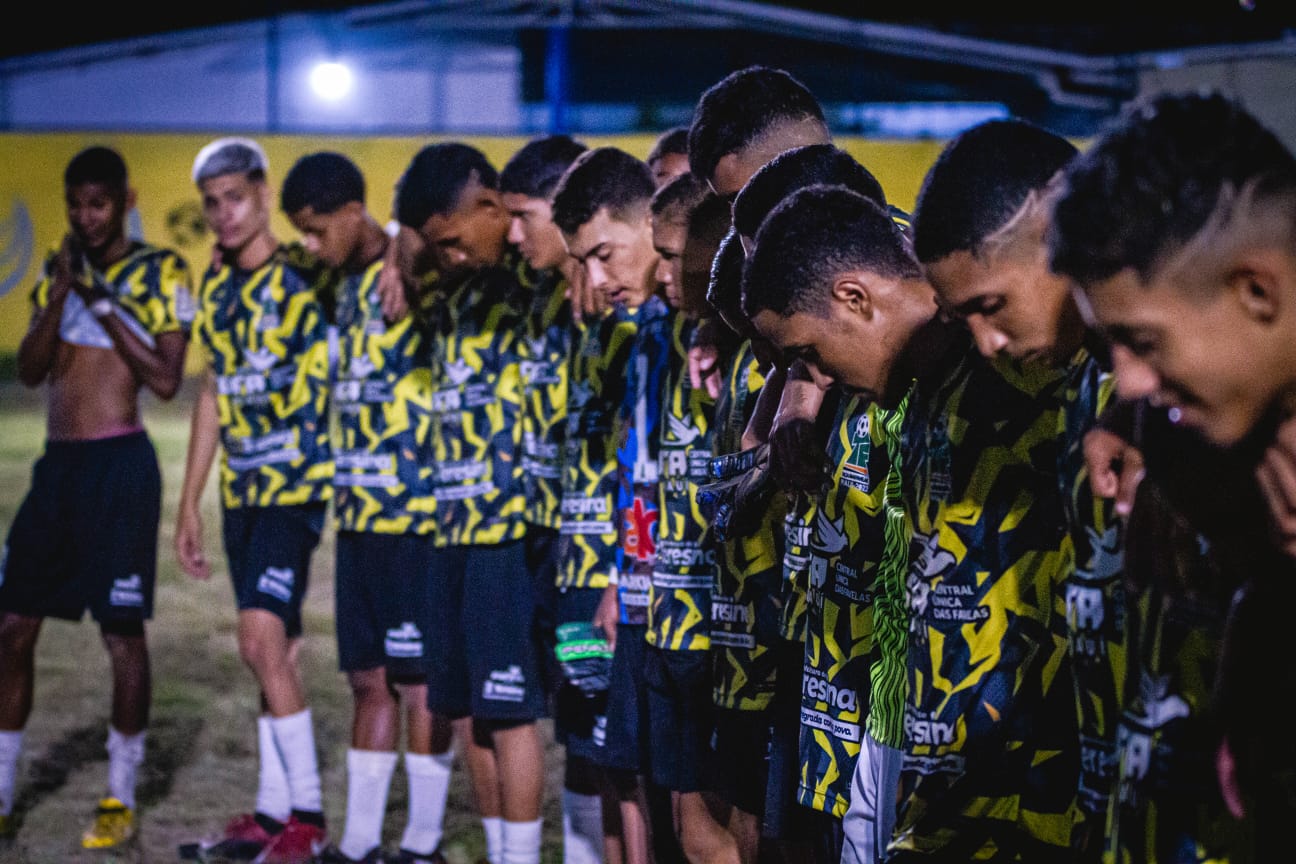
[[347, 668, 393, 706], [237, 630, 283, 673], [0, 614, 41, 662]]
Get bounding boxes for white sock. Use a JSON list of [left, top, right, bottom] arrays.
[[106, 727, 145, 810], [0, 730, 23, 817], [561, 790, 602, 864], [400, 750, 453, 854], [502, 818, 543, 864], [339, 749, 398, 860], [269, 709, 323, 814], [482, 816, 505, 864], [256, 715, 292, 822]]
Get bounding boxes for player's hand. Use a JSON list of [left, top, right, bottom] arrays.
[[592, 584, 619, 653], [1217, 736, 1247, 820], [688, 343, 722, 400], [1083, 427, 1145, 517], [376, 253, 410, 323], [1255, 414, 1296, 558], [566, 266, 606, 323], [52, 234, 87, 300], [175, 505, 211, 580], [769, 365, 828, 492]]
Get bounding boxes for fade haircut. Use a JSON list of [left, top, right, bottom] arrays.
[[65, 146, 128, 191], [550, 147, 656, 235], [732, 144, 886, 239], [280, 151, 365, 216], [499, 135, 588, 200], [395, 142, 498, 230], [707, 227, 750, 336], [1049, 91, 1296, 289], [911, 118, 1077, 264], [687, 66, 827, 184], [742, 185, 921, 320], [651, 172, 710, 223], [192, 137, 268, 185], [647, 126, 690, 166]]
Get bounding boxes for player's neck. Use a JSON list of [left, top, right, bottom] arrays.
[[85, 232, 132, 271], [233, 229, 278, 271], [348, 218, 388, 274]]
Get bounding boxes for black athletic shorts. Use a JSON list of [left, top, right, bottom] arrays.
[[334, 530, 435, 678], [645, 646, 715, 793], [425, 540, 548, 722], [553, 585, 611, 761], [221, 502, 326, 638], [763, 637, 819, 841], [527, 527, 563, 696], [0, 431, 160, 624], [597, 622, 652, 774], [711, 706, 772, 817]]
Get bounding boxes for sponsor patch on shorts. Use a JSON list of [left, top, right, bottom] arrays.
[[482, 665, 527, 702], [109, 574, 145, 607], [256, 566, 295, 602], [384, 621, 425, 659]]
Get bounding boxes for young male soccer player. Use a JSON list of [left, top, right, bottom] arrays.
[[742, 183, 1081, 861], [731, 144, 908, 864], [279, 152, 453, 864], [908, 119, 1121, 861], [395, 142, 547, 864], [1048, 90, 1296, 859], [175, 137, 335, 863], [647, 175, 745, 864], [550, 146, 670, 864], [646, 127, 691, 189], [499, 134, 616, 864], [0, 145, 190, 848]]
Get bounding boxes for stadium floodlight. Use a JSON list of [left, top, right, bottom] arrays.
[[310, 60, 353, 101]]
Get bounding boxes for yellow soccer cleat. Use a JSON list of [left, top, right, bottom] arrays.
[[80, 797, 135, 849]]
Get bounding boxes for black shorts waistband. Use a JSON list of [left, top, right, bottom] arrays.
[[44, 429, 151, 455]]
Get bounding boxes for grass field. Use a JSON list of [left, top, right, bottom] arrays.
[[0, 378, 566, 864]]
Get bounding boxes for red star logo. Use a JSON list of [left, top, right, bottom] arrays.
[[622, 496, 658, 561]]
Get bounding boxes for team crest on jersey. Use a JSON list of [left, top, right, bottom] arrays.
[[842, 413, 872, 492], [256, 284, 280, 330], [1117, 671, 1192, 799], [907, 532, 956, 637]]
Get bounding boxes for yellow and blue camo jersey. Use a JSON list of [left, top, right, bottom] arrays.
[[1058, 348, 1126, 827], [890, 345, 1079, 859], [426, 253, 530, 546], [331, 256, 436, 535], [520, 270, 572, 530], [799, 393, 906, 817], [195, 243, 335, 510], [33, 241, 194, 348], [711, 341, 784, 712], [557, 304, 639, 589], [648, 314, 716, 652]]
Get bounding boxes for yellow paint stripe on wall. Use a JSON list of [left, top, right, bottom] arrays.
[[0, 132, 947, 362]]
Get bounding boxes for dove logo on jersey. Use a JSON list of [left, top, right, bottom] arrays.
[[444, 357, 475, 386], [1076, 523, 1124, 585], [666, 413, 701, 446]]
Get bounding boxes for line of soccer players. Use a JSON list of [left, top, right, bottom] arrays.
[[3, 62, 1295, 864]]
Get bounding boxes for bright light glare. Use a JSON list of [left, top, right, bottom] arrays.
[[310, 61, 353, 101]]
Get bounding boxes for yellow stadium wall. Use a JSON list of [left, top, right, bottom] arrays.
[[0, 133, 948, 369]]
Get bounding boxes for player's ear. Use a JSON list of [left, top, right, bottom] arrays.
[[1230, 254, 1283, 324], [831, 272, 873, 319], [125, 187, 137, 212]]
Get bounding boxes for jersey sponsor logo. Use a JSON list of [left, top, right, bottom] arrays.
[[521, 455, 561, 479], [333, 379, 394, 405], [1065, 583, 1107, 658], [843, 413, 872, 492], [522, 432, 560, 462], [902, 752, 965, 775], [711, 597, 749, 626], [335, 451, 395, 472], [432, 388, 462, 413], [435, 460, 488, 483], [618, 571, 651, 606], [109, 574, 145, 607], [384, 621, 425, 659], [256, 566, 295, 603], [1117, 670, 1191, 791], [336, 474, 398, 488], [482, 665, 528, 702], [709, 630, 756, 649], [520, 359, 560, 385], [622, 498, 658, 562], [908, 532, 957, 633], [802, 669, 859, 714], [562, 495, 609, 516], [653, 539, 714, 570], [800, 707, 861, 743], [433, 481, 494, 500], [904, 707, 956, 747]]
